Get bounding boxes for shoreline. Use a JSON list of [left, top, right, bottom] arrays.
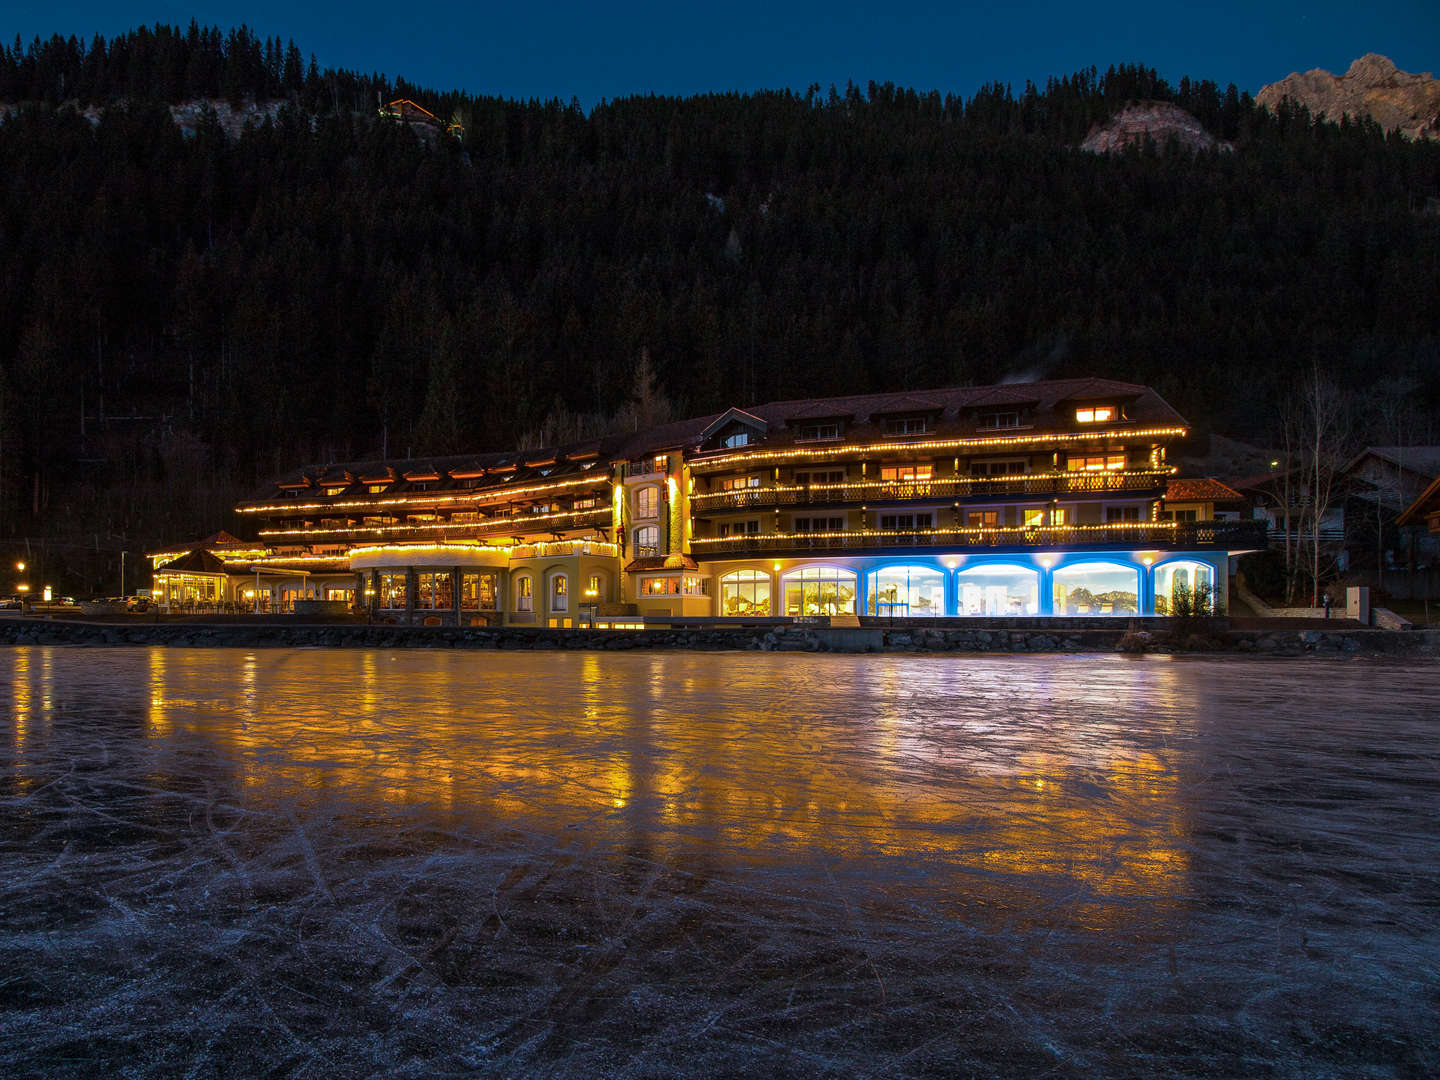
[[0, 617, 1434, 656]]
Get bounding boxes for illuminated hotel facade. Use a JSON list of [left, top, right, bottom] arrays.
[[150, 378, 1260, 623]]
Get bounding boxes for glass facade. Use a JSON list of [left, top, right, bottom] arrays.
[[956, 564, 1039, 616], [1052, 562, 1139, 616], [719, 570, 771, 616], [867, 566, 944, 616], [783, 567, 856, 616]]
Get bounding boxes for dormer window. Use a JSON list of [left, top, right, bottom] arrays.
[[797, 422, 841, 442], [368, 483, 389, 494], [1075, 405, 1116, 423], [978, 411, 1019, 430], [411, 481, 429, 491], [885, 416, 930, 436], [723, 431, 750, 448]]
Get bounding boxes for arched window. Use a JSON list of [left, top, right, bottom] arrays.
[[719, 569, 771, 616], [782, 566, 856, 616], [514, 575, 533, 612], [1052, 561, 1138, 616], [550, 573, 568, 612], [634, 485, 660, 518], [868, 566, 945, 616], [1153, 560, 1215, 616], [955, 564, 1039, 616], [633, 525, 660, 557]]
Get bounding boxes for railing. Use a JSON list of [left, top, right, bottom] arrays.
[[258, 508, 614, 542], [689, 519, 1268, 555], [690, 471, 1170, 512], [511, 539, 620, 559]]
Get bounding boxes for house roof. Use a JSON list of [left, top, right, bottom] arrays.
[[1397, 474, 1440, 527], [154, 549, 233, 575], [248, 377, 1190, 499], [1165, 478, 1244, 503], [1344, 446, 1440, 480]]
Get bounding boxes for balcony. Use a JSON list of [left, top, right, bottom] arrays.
[[258, 508, 615, 543], [689, 519, 1268, 556], [690, 471, 1170, 513]]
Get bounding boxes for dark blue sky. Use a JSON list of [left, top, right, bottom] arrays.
[[10, 2, 1439, 107]]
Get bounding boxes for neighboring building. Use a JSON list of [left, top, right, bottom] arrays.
[[151, 378, 1266, 624], [1339, 447, 1440, 576]]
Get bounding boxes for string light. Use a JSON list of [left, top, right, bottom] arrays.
[[689, 468, 1174, 505], [258, 507, 614, 538], [690, 427, 1189, 471], [691, 521, 1182, 546], [238, 474, 610, 515]]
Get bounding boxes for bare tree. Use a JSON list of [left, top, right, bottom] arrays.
[[1294, 365, 1354, 607]]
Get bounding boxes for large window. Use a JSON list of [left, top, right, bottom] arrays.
[[379, 572, 406, 609], [868, 566, 945, 617], [1067, 453, 1125, 471], [414, 572, 453, 610], [970, 459, 1026, 476], [719, 570, 771, 616], [1052, 562, 1139, 616], [461, 572, 499, 610], [640, 576, 709, 596], [879, 512, 933, 530], [722, 431, 750, 447], [720, 475, 762, 491], [880, 464, 932, 481], [634, 485, 660, 518], [550, 573, 568, 611], [796, 423, 841, 442], [782, 567, 856, 616], [956, 564, 1039, 616], [1075, 405, 1116, 423], [1154, 560, 1215, 615], [515, 575, 533, 611], [885, 416, 930, 436], [633, 525, 660, 557]]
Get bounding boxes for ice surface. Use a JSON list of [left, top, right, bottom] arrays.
[[1, 647, 1437, 1077]]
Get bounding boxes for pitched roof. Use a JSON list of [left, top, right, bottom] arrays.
[[1345, 446, 1440, 480], [1165, 478, 1244, 503], [1397, 474, 1440, 527], [154, 549, 233, 575]]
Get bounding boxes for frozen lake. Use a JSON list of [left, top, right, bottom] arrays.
[[1, 647, 1436, 1078]]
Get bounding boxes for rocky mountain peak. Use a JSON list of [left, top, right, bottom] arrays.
[[1080, 101, 1231, 155], [1257, 54, 1439, 140]]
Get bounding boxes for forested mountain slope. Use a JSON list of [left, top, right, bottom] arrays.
[[2, 25, 1438, 582]]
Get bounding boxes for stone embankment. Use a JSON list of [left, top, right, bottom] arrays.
[[0, 619, 1434, 657]]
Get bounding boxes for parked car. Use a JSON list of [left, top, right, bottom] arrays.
[[126, 595, 151, 612], [0, 595, 22, 610]]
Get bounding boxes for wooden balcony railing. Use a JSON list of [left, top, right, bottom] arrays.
[[689, 519, 1268, 555], [690, 470, 1171, 513], [258, 508, 614, 542]]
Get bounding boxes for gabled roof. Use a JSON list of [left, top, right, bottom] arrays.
[[700, 407, 768, 442], [1344, 446, 1440, 481], [154, 549, 232, 575], [1165, 478, 1244, 503], [1397, 474, 1440, 527], [866, 394, 945, 417]]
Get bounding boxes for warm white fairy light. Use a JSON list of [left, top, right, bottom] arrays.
[[238, 473, 609, 515], [689, 468, 1175, 505], [690, 426, 1189, 471], [258, 506, 615, 538]]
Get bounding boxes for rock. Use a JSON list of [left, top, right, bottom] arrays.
[[1257, 54, 1440, 141], [1081, 101, 1232, 154]]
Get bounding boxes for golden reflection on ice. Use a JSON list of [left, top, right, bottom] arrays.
[[131, 650, 1195, 920]]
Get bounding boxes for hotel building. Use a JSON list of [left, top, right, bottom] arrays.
[[150, 377, 1261, 623]]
